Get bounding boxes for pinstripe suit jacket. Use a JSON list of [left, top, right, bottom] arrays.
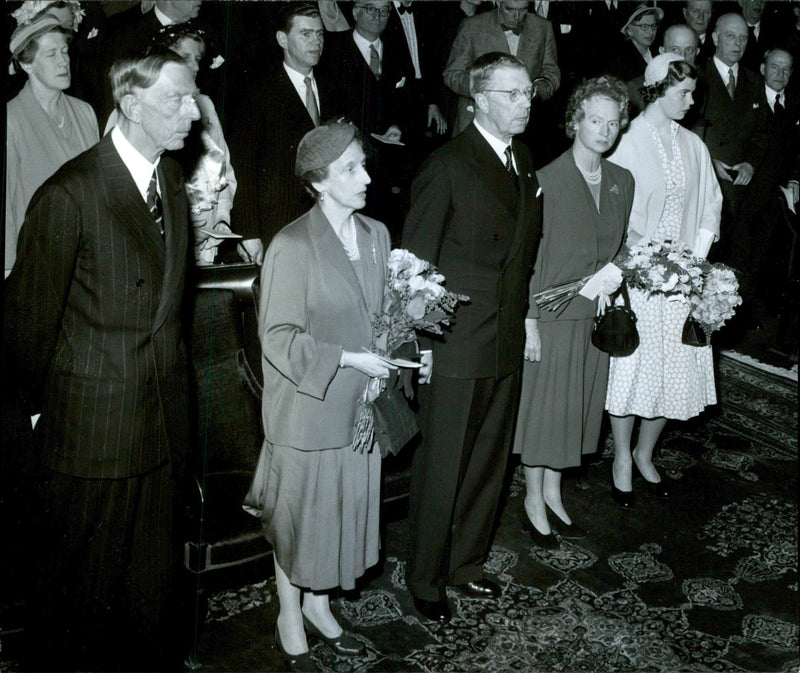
[[4, 134, 191, 479]]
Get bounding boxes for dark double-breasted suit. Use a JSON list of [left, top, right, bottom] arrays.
[[4, 133, 191, 667], [401, 124, 542, 602], [230, 65, 342, 246]]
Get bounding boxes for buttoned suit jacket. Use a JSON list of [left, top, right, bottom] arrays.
[[321, 28, 416, 137], [402, 123, 542, 379], [4, 134, 191, 479], [230, 65, 342, 245], [443, 10, 561, 136], [693, 60, 769, 169]]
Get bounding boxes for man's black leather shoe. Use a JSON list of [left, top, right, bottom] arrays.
[[412, 596, 451, 622], [456, 578, 502, 599]]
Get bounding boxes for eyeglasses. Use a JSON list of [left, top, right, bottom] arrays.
[[356, 5, 391, 18], [482, 87, 535, 102], [630, 22, 658, 32], [666, 46, 699, 57]]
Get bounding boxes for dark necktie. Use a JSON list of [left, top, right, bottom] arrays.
[[304, 75, 320, 126], [726, 68, 736, 99], [146, 170, 164, 238], [397, 3, 412, 14], [369, 44, 382, 79], [504, 146, 518, 188], [775, 93, 785, 114]]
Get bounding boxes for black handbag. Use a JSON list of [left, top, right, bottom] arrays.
[[681, 316, 710, 347], [591, 283, 639, 357], [373, 368, 419, 458]]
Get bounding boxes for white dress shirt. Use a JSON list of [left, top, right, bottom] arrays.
[[353, 30, 383, 68], [393, 2, 421, 78], [111, 125, 160, 203], [473, 120, 517, 173], [283, 62, 320, 112]]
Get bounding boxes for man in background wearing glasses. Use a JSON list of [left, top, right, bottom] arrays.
[[443, 0, 560, 137], [402, 52, 542, 624]]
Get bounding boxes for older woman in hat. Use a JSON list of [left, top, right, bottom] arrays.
[[610, 1, 664, 82], [5, 7, 98, 277], [605, 53, 721, 508], [252, 120, 412, 671]]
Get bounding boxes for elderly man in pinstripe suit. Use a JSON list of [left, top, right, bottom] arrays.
[[4, 50, 200, 670]]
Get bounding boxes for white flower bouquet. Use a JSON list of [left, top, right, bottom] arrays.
[[353, 249, 468, 455], [688, 263, 742, 337]]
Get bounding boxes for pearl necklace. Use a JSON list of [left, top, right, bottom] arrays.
[[341, 215, 360, 260], [577, 162, 602, 185]]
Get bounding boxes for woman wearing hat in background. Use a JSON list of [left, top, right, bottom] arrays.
[[5, 4, 98, 277], [252, 120, 420, 672], [610, 1, 664, 83], [514, 76, 634, 548], [605, 53, 722, 508]]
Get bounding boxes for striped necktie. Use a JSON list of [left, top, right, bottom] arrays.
[[369, 44, 382, 79], [726, 68, 736, 99], [146, 170, 164, 238]]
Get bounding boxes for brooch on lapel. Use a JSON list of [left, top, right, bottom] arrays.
[[610, 184, 620, 194]]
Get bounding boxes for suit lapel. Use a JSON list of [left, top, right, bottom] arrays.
[[464, 125, 519, 221], [504, 138, 540, 267]]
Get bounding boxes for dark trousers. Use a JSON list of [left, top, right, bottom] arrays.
[[406, 370, 520, 602], [22, 462, 183, 672]]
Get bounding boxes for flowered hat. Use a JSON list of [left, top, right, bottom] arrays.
[[644, 52, 684, 86]]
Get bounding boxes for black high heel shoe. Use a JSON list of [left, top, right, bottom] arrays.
[[547, 511, 588, 539], [521, 509, 561, 550], [303, 615, 366, 656], [610, 466, 635, 508], [274, 623, 318, 673], [632, 462, 671, 498]]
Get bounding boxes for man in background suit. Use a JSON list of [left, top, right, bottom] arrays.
[[443, 0, 560, 137], [693, 12, 768, 262], [402, 52, 542, 623], [231, 2, 339, 263], [685, 0, 716, 64], [733, 48, 799, 323], [4, 51, 199, 670]]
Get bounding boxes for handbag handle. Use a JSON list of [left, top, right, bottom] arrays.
[[609, 281, 632, 311]]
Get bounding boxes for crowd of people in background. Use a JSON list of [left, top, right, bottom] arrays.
[[4, 0, 799, 671]]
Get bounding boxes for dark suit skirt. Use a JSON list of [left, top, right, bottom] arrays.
[[258, 440, 381, 591], [512, 317, 609, 469]]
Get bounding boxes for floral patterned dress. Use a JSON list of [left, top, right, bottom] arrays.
[[606, 121, 716, 420]]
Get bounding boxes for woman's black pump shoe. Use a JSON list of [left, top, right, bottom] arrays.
[[633, 463, 671, 498], [521, 510, 561, 550], [303, 616, 366, 656], [610, 466, 635, 508], [274, 623, 318, 673]]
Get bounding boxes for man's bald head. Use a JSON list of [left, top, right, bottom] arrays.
[[713, 13, 748, 66], [661, 24, 700, 65]]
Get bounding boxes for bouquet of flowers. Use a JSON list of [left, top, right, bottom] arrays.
[[533, 276, 592, 313], [352, 249, 469, 454], [614, 238, 741, 345], [688, 263, 742, 338], [615, 238, 706, 298]]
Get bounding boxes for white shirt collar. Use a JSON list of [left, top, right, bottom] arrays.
[[111, 125, 161, 202], [353, 29, 383, 65], [765, 84, 784, 109], [153, 5, 174, 26], [283, 62, 319, 107], [473, 119, 515, 168], [713, 55, 738, 83]]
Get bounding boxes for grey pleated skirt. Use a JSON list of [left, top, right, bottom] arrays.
[[513, 317, 609, 469], [259, 440, 381, 591]]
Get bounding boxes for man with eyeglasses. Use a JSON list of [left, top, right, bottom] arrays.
[[730, 48, 799, 334], [402, 52, 542, 624], [627, 23, 701, 118], [443, 0, 560, 136]]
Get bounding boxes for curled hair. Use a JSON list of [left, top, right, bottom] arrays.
[[469, 51, 527, 98], [640, 60, 697, 106], [277, 1, 321, 34], [12, 25, 72, 71], [108, 50, 189, 108], [565, 75, 630, 138]]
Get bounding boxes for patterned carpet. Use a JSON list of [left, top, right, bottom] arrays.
[[194, 354, 798, 673]]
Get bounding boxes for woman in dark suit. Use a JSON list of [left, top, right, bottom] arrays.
[[254, 121, 404, 672], [513, 76, 634, 548]]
